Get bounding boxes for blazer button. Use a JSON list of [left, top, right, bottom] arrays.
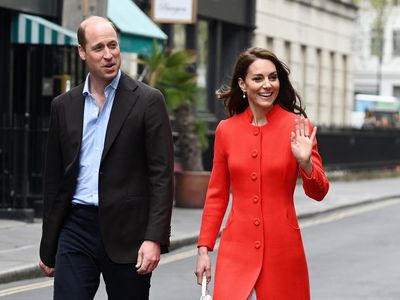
[[254, 218, 260, 226], [253, 128, 260, 136], [254, 241, 261, 249], [252, 196, 259, 203], [251, 149, 258, 158], [251, 172, 257, 181]]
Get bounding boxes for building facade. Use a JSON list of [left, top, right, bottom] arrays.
[[253, 0, 357, 127], [354, 0, 400, 99]]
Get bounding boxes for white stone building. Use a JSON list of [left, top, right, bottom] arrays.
[[253, 0, 358, 127], [353, 0, 400, 99]]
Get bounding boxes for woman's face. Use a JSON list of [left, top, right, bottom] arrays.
[[238, 58, 280, 114]]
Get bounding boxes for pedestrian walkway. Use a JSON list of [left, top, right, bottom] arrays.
[[0, 177, 399, 284]]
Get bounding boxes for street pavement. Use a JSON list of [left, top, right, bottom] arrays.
[[0, 176, 399, 284]]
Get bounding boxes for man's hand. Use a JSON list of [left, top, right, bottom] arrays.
[[135, 240, 161, 274], [39, 260, 55, 277]]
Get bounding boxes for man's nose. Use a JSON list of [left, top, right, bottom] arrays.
[[103, 47, 112, 59]]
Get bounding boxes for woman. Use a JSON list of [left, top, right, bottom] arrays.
[[195, 47, 329, 300]]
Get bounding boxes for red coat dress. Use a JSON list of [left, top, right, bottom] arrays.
[[198, 105, 329, 300]]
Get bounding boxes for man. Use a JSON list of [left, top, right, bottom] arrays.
[[38, 16, 174, 300]]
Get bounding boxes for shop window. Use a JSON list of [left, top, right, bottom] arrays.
[[196, 20, 208, 111], [173, 24, 185, 50]]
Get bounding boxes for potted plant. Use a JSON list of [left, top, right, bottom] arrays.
[[141, 43, 210, 208]]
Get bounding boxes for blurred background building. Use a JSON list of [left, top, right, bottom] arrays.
[[354, 0, 400, 97], [254, 0, 357, 127]]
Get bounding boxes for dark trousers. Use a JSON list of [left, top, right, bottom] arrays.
[[54, 204, 151, 300]]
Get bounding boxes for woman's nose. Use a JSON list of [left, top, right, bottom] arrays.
[[262, 80, 272, 88]]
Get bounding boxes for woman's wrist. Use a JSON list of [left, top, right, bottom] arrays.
[[198, 246, 209, 255], [299, 159, 312, 175]]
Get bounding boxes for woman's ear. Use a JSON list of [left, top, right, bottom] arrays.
[[238, 78, 245, 92]]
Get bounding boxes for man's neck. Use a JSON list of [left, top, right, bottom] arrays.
[[89, 76, 112, 96]]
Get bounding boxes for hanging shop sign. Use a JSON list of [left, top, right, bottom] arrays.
[[151, 0, 197, 24]]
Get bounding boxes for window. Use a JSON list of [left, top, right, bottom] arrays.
[[284, 41, 291, 65], [266, 37, 274, 52], [173, 24, 185, 50], [393, 86, 400, 100], [392, 30, 400, 56], [196, 20, 209, 111], [371, 28, 383, 57]]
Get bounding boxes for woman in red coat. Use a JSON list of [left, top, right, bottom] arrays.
[[195, 47, 329, 299]]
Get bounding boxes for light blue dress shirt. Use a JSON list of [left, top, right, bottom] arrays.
[[72, 70, 121, 206]]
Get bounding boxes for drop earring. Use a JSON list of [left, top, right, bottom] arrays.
[[242, 91, 246, 99]]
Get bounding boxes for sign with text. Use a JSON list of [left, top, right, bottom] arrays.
[[151, 0, 197, 24]]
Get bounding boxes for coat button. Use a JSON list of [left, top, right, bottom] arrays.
[[251, 172, 257, 181], [252, 196, 259, 203], [251, 149, 258, 158], [254, 218, 260, 226], [253, 128, 260, 136], [254, 241, 261, 249]]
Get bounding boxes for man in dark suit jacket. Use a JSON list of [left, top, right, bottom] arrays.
[[38, 16, 174, 300]]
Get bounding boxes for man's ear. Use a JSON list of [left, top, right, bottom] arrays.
[[78, 44, 86, 61]]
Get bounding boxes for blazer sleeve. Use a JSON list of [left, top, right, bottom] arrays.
[[40, 99, 64, 267], [299, 136, 329, 201], [143, 89, 174, 247], [197, 121, 231, 251]]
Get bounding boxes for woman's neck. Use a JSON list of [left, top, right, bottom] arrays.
[[249, 106, 271, 126]]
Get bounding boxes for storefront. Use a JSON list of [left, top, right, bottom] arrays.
[[0, 2, 82, 220], [137, 0, 255, 120]]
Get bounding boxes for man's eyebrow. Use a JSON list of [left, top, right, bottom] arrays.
[[91, 42, 104, 49]]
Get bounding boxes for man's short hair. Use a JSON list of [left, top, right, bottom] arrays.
[[77, 16, 118, 49]]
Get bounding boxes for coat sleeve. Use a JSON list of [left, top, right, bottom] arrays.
[[299, 136, 329, 201], [197, 121, 231, 251], [143, 89, 174, 248]]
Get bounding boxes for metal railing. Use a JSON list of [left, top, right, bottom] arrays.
[[1, 115, 400, 219]]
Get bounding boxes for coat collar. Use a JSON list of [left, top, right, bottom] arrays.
[[243, 103, 283, 126]]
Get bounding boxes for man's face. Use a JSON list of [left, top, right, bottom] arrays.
[[78, 20, 121, 85]]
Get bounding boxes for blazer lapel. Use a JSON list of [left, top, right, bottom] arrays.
[[66, 85, 85, 165], [101, 73, 139, 163]]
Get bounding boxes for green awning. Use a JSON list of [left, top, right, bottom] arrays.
[[11, 13, 78, 46], [108, 0, 167, 56]]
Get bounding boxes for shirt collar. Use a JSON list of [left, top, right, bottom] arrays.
[[82, 69, 122, 96]]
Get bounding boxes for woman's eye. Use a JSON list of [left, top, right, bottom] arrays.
[[269, 75, 277, 81]]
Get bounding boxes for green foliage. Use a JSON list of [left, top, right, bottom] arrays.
[[195, 118, 209, 150], [140, 42, 209, 159], [141, 42, 198, 111]]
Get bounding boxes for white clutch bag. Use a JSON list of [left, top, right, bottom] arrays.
[[200, 274, 212, 300]]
